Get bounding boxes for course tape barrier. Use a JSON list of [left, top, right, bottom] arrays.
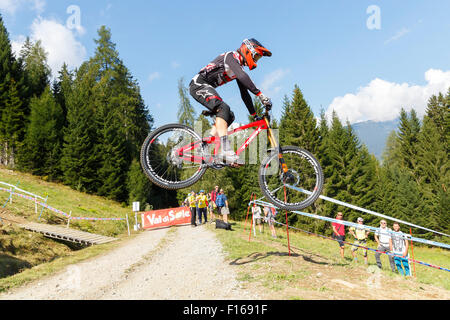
[[0, 186, 125, 221], [251, 199, 450, 250], [270, 219, 450, 273], [0, 182, 46, 201], [284, 184, 450, 238]]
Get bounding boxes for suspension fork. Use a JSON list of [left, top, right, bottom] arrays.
[[265, 118, 289, 174]]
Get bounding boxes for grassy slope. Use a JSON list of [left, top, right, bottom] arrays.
[[0, 168, 135, 292], [211, 220, 450, 299], [0, 168, 131, 236]]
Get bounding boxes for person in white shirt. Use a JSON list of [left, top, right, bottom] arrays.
[[251, 205, 263, 234], [389, 222, 410, 276], [374, 220, 396, 272]]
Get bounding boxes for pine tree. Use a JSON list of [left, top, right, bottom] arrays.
[[53, 63, 73, 127], [87, 26, 152, 202], [0, 15, 27, 166], [19, 38, 50, 98], [397, 108, 421, 172], [279, 85, 320, 154], [1, 80, 23, 166], [60, 63, 101, 193], [177, 77, 195, 127], [18, 86, 64, 178], [415, 108, 449, 234]]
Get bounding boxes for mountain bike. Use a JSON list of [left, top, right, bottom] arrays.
[[140, 107, 324, 211]]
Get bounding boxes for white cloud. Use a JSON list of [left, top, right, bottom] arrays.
[[148, 72, 161, 82], [11, 35, 26, 56], [12, 17, 87, 76], [384, 27, 410, 45], [325, 69, 450, 124], [0, 0, 45, 15], [171, 61, 181, 69], [260, 68, 289, 97]]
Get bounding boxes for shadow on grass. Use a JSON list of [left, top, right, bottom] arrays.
[[230, 248, 350, 267], [0, 254, 32, 279], [230, 251, 300, 266]]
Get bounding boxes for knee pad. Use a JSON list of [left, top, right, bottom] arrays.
[[216, 103, 235, 126]]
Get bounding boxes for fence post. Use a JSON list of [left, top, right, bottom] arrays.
[[38, 195, 48, 221], [248, 202, 255, 242], [67, 211, 72, 229], [126, 214, 130, 236], [283, 187, 291, 256], [243, 193, 254, 234], [410, 228, 417, 278]]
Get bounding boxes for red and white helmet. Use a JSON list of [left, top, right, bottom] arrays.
[[239, 38, 272, 70]]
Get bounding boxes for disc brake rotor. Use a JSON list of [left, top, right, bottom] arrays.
[[281, 169, 300, 186]]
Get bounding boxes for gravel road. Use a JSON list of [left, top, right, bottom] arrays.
[[0, 224, 257, 300]]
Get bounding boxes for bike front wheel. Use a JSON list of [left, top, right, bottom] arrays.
[[140, 123, 207, 190], [258, 146, 324, 211]]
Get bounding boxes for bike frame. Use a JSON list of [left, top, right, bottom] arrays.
[[175, 115, 289, 173]]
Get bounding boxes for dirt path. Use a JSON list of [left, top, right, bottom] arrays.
[[0, 225, 257, 300]]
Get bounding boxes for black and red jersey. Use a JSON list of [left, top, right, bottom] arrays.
[[197, 51, 261, 115]]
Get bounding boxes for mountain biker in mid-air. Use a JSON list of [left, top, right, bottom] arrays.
[[189, 38, 273, 164]]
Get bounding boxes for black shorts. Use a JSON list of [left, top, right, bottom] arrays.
[[335, 235, 345, 248], [189, 74, 235, 126]]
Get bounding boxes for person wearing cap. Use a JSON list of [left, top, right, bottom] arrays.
[[187, 191, 198, 227], [196, 190, 209, 224], [349, 217, 370, 264]]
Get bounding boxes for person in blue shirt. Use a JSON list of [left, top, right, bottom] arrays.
[[215, 189, 229, 223]]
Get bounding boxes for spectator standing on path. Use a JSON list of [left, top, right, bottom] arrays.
[[332, 212, 346, 259], [390, 222, 410, 276], [196, 190, 209, 224], [209, 186, 219, 223], [216, 189, 229, 224], [349, 217, 370, 264], [251, 205, 263, 234], [263, 206, 277, 238], [187, 191, 198, 227], [374, 220, 396, 272]]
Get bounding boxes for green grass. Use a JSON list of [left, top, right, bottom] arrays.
[[0, 168, 138, 290], [211, 219, 450, 294], [0, 168, 132, 236]]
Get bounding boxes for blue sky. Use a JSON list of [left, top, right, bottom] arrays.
[[2, 0, 450, 128]]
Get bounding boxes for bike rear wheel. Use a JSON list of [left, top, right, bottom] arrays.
[[140, 124, 207, 190], [258, 146, 324, 211]]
